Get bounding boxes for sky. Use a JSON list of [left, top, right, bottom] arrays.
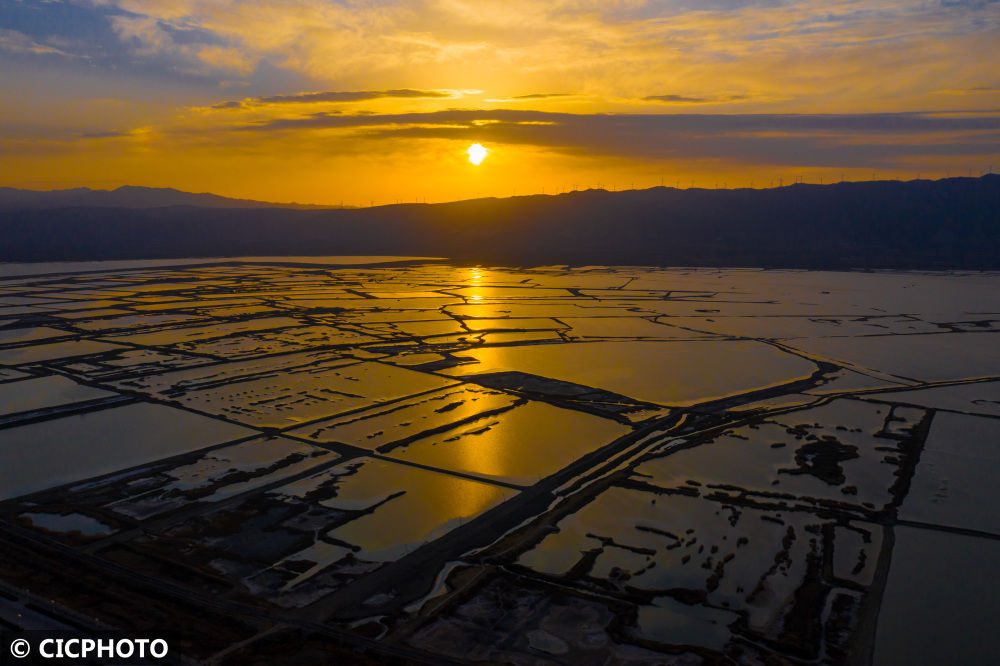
[[1, 0, 998, 205]]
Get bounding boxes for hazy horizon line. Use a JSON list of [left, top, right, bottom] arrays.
[[3, 173, 998, 209]]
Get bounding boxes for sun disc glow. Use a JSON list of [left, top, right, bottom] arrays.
[[467, 143, 488, 165]]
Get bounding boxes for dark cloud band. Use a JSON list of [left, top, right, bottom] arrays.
[[213, 89, 455, 109], [234, 108, 1000, 167]]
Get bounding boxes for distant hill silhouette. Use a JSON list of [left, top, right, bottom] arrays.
[[1, 176, 998, 268], [0, 185, 343, 210]]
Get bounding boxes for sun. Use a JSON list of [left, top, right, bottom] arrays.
[[466, 143, 488, 165]]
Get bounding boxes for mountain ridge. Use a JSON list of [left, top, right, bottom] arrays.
[[0, 185, 346, 210], [2, 176, 998, 269]]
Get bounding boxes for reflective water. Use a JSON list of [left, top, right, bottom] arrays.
[[0, 375, 118, 417], [382, 401, 632, 485], [899, 411, 1000, 534], [19, 512, 113, 537], [0, 402, 254, 500], [1, 261, 998, 663], [875, 527, 1000, 665], [439, 339, 817, 406]]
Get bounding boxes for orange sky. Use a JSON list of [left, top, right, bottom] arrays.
[[1, 0, 998, 205]]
